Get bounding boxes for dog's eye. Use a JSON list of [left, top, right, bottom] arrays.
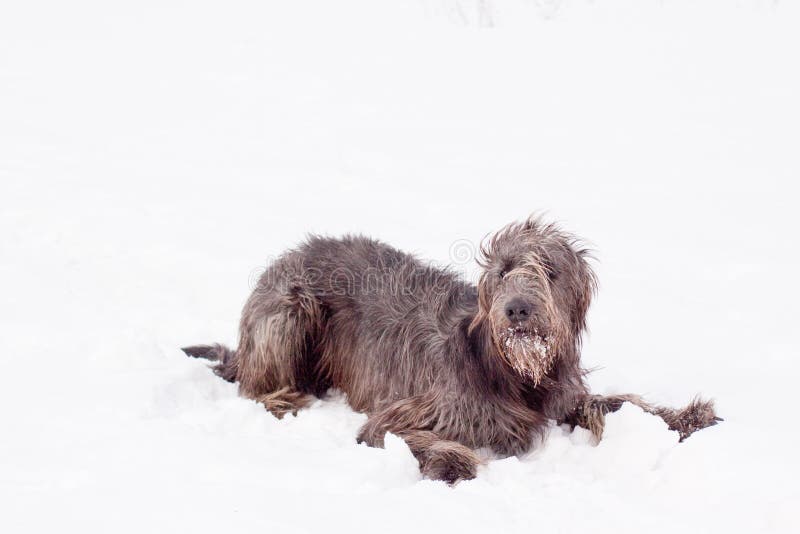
[[499, 264, 511, 278], [542, 258, 558, 281]]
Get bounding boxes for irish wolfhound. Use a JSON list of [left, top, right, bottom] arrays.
[[184, 217, 720, 483]]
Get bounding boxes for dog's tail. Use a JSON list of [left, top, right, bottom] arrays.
[[182, 343, 239, 383]]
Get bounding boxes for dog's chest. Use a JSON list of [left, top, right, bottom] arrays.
[[432, 392, 542, 456]]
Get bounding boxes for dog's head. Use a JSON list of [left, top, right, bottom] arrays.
[[471, 217, 596, 384]]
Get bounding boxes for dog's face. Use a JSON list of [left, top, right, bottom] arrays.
[[472, 218, 596, 384]]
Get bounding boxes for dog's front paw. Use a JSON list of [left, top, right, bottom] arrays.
[[669, 397, 722, 441], [418, 443, 479, 485]]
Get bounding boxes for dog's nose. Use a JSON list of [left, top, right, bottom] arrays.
[[504, 298, 532, 322]]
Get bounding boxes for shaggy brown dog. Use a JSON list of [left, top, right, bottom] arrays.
[[184, 217, 720, 483]]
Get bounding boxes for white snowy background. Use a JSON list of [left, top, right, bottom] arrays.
[[2, 1, 798, 532]]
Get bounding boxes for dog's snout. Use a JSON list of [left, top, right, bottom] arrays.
[[504, 298, 532, 322]]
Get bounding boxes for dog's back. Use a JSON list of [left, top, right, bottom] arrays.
[[187, 235, 481, 414], [277, 235, 479, 412]]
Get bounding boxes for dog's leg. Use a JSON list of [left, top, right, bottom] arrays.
[[355, 395, 438, 448], [563, 394, 721, 442], [355, 396, 480, 484], [235, 269, 325, 419], [254, 386, 315, 419]]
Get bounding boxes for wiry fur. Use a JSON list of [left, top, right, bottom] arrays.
[[564, 394, 721, 442], [183, 216, 720, 483]]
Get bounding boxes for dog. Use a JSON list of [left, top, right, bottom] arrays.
[[184, 216, 720, 483]]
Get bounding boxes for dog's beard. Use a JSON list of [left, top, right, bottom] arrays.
[[498, 327, 554, 385]]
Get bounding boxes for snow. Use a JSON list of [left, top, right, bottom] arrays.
[[1, 1, 799, 532]]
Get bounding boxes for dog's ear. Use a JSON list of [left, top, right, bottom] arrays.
[[468, 271, 493, 334], [571, 249, 597, 334], [468, 230, 500, 335]]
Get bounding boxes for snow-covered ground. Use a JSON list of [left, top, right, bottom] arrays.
[[2, 1, 799, 532]]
